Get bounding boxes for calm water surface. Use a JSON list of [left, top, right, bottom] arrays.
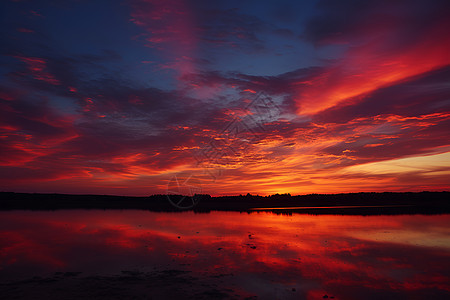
[[1, 210, 449, 299]]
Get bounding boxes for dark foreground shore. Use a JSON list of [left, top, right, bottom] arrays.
[[0, 191, 449, 215], [0, 270, 237, 300]]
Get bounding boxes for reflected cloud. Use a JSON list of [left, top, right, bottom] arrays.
[[0, 210, 449, 298]]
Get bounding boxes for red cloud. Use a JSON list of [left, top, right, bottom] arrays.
[[295, 18, 450, 115], [130, 0, 198, 79], [15, 56, 60, 85], [16, 28, 34, 33]]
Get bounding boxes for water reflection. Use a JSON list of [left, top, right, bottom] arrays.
[[0, 210, 449, 299]]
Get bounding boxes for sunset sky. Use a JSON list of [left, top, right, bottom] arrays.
[[1, 0, 449, 196]]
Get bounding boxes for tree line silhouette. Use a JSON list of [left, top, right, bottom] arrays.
[[0, 191, 448, 215]]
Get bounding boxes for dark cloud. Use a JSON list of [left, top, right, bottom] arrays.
[[303, 0, 450, 46], [195, 8, 268, 52]]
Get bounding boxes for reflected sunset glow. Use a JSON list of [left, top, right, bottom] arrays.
[[1, 210, 449, 299]]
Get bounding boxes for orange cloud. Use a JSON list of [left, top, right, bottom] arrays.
[[295, 20, 450, 115]]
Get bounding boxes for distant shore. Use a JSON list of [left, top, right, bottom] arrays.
[[0, 191, 449, 215]]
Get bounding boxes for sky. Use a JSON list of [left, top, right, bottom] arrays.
[[0, 0, 449, 196]]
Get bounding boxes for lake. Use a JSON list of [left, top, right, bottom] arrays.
[[1, 210, 449, 299]]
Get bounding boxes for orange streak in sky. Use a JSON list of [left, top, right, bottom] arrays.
[[295, 20, 450, 115]]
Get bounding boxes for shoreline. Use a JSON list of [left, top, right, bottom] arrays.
[[1, 191, 449, 215]]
